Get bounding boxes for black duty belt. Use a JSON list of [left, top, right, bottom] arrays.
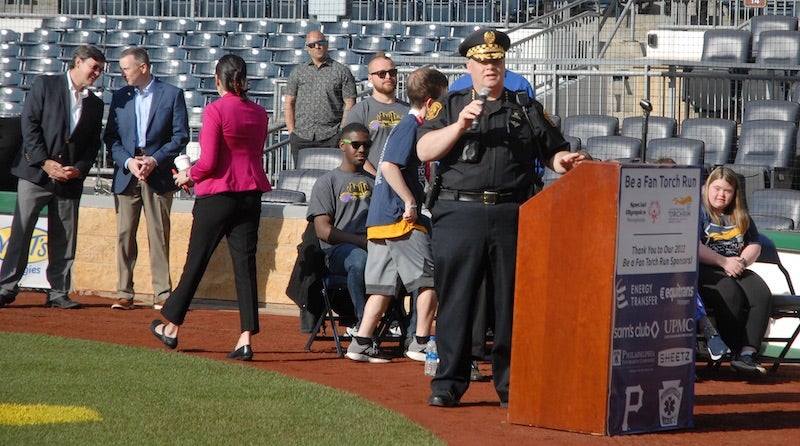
[[438, 189, 526, 205]]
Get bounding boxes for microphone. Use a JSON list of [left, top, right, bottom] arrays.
[[470, 88, 489, 131]]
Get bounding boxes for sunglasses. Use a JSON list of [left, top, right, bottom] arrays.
[[341, 138, 372, 150], [306, 39, 328, 48], [370, 68, 398, 79]]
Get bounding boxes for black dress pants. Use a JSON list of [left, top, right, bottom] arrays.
[[161, 191, 262, 334], [430, 199, 519, 403]]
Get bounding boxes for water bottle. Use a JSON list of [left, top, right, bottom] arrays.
[[424, 336, 438, 377]]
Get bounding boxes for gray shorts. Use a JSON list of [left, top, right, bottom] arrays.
[[365, 229, 434, 296]]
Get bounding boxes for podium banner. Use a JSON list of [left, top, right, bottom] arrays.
[[608, 166, 700, 434]]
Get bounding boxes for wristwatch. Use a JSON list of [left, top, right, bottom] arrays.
[[739, 258, 748, 267]]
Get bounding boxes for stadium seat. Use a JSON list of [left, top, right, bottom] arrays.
[[228, 48, 273, 64], [749, 14, 797, 60], [80, 17, 119, 32], [158, 17, 197, 33], [18, 43, 62, 60], [621, 116, 677, 142], [687, 29, 751, 115], [0, 55, 21, 72], [280, 20, 313, 36], [408, 23, 448, 40], [118, 17, 158, 33], [261, 168, 327, 204], [393, 38, 437, 56], [0, 87, 25, 104], [0, 29, 19, 43], [186, 47, 225, 63], [264, 34, 306, 50], [159, 74, 201, 91], [151, 60, 191, 76], [585, 135, 641, 161], [749, 189, 800, 229], [321, 21, 359, 38], [562, 114, 619, 145], [148, 47, 188, 62], [743, 100, 800, 123], [363, 22, 405, 40], [105, 31, 143, 47], [679, 117, 736, 168], [239, 20, 280, 35], [183, 90, 207, 108], [0, 71, 22, 88], [743, 30, 800, 100], [726, 119, 797, 192], [0, 42, 20, 57], [19, 29, 59, 45], [351, 36, 393, 54], [329, 50, 361, 65], [183, 33, 225, 50], [296, 148, 342, 170], [223, 33, 265, 49], [248, 78, 279, 95], [272, 49, 307, 66], [143, 32, 184, 49], [41, 16, 78, 31], [60, 30, 102, 47], [0, 100, 22, 117], [246, 61, 281, 79], [645, 137, 704, 166], [197, 19, 238, 34]]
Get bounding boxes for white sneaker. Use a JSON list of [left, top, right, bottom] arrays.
[[345, 326, 358, 338]]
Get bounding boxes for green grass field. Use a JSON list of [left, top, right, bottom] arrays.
[[0, 332, 444, 445]]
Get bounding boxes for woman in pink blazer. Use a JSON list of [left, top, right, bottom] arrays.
[[151, 54, 271, 361]]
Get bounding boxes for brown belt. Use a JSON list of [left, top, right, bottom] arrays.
[[438, 189, 526, 205]]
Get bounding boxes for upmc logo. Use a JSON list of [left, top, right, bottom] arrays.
[[0, 226, 49, 263]]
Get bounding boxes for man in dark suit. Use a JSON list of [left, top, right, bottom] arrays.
[[103, 46, 189, 310], [0, 45, 106, 310]]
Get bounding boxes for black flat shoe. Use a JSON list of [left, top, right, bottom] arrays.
[[45, 296, 82, 309], [227, 345, 253, 361], [150, 319, 178, 350], [428, 391, 460, 408]]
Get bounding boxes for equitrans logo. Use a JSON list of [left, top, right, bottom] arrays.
[[0, 226, 48, 262]]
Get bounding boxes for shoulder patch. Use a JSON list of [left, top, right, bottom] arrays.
[[426, 101, 443, 121]]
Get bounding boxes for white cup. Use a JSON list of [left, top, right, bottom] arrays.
[[174, 154, 191, 171]]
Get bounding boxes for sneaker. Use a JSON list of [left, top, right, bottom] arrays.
[[111, 298, 134, 310], [731, 354, 767, 376], [345, 340, 391, 363], [706, 335, 729, 361], [345, 326, 358, 338], [404, 339, 427, 361]]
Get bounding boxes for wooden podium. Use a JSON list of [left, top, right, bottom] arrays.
[[508, 162, 698, 435]]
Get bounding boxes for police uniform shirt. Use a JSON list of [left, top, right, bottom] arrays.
[[419, 88, 567, 194]]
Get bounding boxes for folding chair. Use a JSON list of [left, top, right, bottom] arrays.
[[755, 234, 800, 371]]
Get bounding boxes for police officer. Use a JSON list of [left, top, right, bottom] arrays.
[[417, 29, 585, 407]]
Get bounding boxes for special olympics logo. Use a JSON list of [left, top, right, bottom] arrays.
[[648, 201, 661, 223]]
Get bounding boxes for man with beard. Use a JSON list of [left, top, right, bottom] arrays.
[[344, 53, 409, 175]]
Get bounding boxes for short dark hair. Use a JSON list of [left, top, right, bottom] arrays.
[[119, 46, 150, 67], [68, 45, 106, 70], [341, 122, 370, 137], [406, 68, 448, 108]]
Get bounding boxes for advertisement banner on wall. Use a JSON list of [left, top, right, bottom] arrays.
[[608, 165, 700, 434], [0, 214, 51, 289]]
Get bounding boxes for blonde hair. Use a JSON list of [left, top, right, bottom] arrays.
[[703, 166, 750, 234]]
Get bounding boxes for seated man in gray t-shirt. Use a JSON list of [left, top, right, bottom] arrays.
[[306, 123, 375, 328]]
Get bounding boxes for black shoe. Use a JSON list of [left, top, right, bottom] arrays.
[[0, 294, 15, 306], [45, 296, 82, 309], [470, 360, 491, 382], [428, 391, 460, 407], [150, 319, 178, 350], [227, 345, 253, 361]]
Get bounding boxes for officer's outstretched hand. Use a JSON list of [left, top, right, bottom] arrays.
[[552, 151, 587, 174]]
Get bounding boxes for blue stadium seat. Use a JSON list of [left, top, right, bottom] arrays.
[[223, 33, 266, 49], [0, 100, 23, 117], [119, 18, 159, 33], [393, 38, 437, 56], [280, 20, 313, 36], [240, 20, 280, 35], [160, 74, 201, 91], [143, 32, 184, 48], [18, 43, 62, 60], [197, 18, 238, 34], [679, 117, 737, 168], [20, 29, 59, 45], [646, 137, 705, 166], [351, 36, 393, 54], [0, 29, 20, 43], [151, 60, 191, 76], [0, 43, 20, 57], [41, 16, 78, 31], [321, 22, 359, 38], [0, 87, 25, 103], [184, 33, 225, 50], [193, 61, 219, 77], [229, 48, 273, 63], [363, 22, 405, 40], [105, 31, 143, 47], [330, 50, 361, 65], [246, 62, 281, 79], [148, 47, 188, 62], [186, 47, 225, 63], [272, 49, 307, 66], [80, 17, 119, 32], [158, 17, 197, 33], [60, 30, 102, 47], [265, 34, 306, 50]]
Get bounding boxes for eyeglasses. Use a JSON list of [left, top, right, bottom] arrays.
[[341, 138, 372, 150], [370, 68, 398, 79], [306, 39, 328, 48]]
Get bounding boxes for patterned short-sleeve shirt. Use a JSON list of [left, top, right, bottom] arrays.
[[286, 57, 357, 141]]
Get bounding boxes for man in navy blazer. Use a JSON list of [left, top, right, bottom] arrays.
[[0, 45, 106, 310], [103, 46, 189, 310]]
